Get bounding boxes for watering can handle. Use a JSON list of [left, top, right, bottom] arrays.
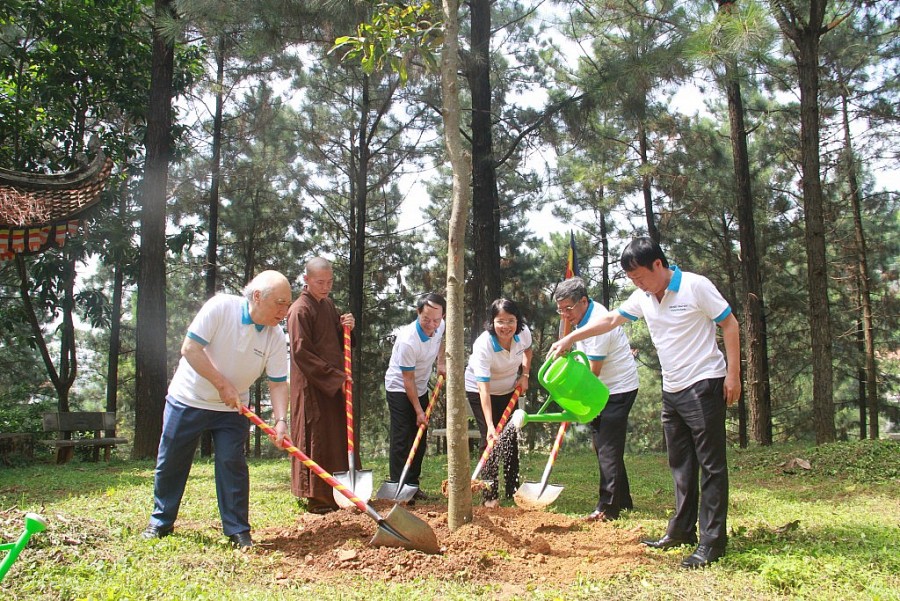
[[537, 355, 555, 382], [570, 350, 590, 367]]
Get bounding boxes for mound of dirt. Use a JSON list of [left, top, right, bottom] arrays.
[[261, 500, 652, 586]]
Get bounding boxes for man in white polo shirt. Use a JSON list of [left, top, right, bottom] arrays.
[[142, 270, 292, 549], [553, 276, 639, 523], [549, 238, 740, 569], [384, 293, 447, 500]]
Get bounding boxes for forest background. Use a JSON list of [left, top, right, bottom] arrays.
[[1, 0, 899, 462]]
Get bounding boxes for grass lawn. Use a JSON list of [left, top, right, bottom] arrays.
[[1, 440, 898, 600]]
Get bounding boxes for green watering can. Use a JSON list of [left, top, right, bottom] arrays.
[[0, 513, 46, 583], [512, 350, 609, 429]]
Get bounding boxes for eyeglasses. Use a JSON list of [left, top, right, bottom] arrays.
[[555, 304, 577, 314], [493, 319, 517, 327]]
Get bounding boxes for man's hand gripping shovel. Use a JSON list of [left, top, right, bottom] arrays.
[[376, 375, 444, 503], [239, 405, 440, 554]]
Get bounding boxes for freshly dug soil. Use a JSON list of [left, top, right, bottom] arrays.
[[261, 500, 652, 587]]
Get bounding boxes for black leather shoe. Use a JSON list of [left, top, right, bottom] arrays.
[[228, 531, 253, 549], [585, 510, 619, 522], [141, 524, 173, 540], [641, 533, 697, 549], [680, 544, 724, 568], [412, 489, 429, 501]]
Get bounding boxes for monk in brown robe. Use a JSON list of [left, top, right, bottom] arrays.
[[287, 257, 355, 514]]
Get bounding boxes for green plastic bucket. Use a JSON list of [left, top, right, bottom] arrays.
[[537, 351, 609, 422]]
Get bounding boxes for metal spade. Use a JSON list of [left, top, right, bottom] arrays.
[[514, 421, 568, 509], [240, 405, 440, 554], [376, 375, 444, 503], [333, 325, 373, 508]]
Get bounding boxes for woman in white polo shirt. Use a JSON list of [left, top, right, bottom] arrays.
[[465, 298, 533, 507]]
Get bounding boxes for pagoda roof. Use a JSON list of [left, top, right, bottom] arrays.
[[0, 151, 114, 259], [0, 151, 114, 228]]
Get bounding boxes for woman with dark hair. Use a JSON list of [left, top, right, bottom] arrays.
[[464, 299, 533, 507]]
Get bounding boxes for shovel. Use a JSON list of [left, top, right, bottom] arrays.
[[333, 325, 373, 509], [470, 386, 522, 486], [239, 405, 440, 554], [514, 421, 568, 509], [0, 513, 47, 583], [376, 374, 444, 502]]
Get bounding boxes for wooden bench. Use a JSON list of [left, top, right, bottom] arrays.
[[42, 412, 128, 464], [427, 428, 483, 454]]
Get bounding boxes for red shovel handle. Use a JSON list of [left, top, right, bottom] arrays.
[[471, 386, 522, 480], [343, 325, 354, 456], [238, 405, 368, 513], [401, 375, 444, 472], [548, 421, 568, 464]]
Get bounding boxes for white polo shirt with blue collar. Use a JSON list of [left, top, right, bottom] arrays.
[[574, 299, 639, 394], [384, 319, 446, 397], [168, 294, 289, 412], [617, 266, 731, 393], [465, 325, 533, 395]]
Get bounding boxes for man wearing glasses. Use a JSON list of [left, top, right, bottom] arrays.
[[384, 293, 447, 501], [553, 277, 639, 523]]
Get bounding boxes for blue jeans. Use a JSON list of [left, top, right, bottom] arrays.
[[149, 397, 251, 536]]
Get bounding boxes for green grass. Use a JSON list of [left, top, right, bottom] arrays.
[[1, 440, 898, 600]]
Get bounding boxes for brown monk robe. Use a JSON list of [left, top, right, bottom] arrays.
[[287, 287, 352, 513]]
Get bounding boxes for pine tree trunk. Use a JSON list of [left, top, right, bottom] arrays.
[[723, 59, 771, 445], [637, 120, 659, 244], [133, 0, 175, 459], [841, 92, 879, 438], [105, 179, 127, 431], [468, 0, 501, 340], [442, 0, 474, 531], [796, 22, 835, 444]]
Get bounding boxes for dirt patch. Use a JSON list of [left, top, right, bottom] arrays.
[[261, 501, 653, 586]]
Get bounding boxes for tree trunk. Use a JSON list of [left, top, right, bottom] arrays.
[[442, 0, 474, 531], [841, 91, 879, 439], [133, 0, 175, 459], [15, 255, 76, 412], [856, 317, 867, 439], [723, 58, 772, 445], [349, 73, 371, 451], [599, 199, 610, 308], [201, 37, 226, 458], [467, 0, 501, 340], [796, 17, 835, 444], [105, 179, 128, 430], [637, 120, 659, 244]]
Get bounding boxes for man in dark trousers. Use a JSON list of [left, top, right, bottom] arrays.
[[550, 238, 740, 568], [383, 293, 446, 500], [287, 257, 355, 514], [553, 277, 639, 522]]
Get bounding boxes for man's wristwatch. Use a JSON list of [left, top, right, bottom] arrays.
[[275, 417, 288, 425]]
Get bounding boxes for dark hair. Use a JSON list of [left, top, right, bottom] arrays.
[[620, 237, 669, 272], [485, 298, 525, 336], [553, 277, 588, 303], [416, 292, 446, 316]]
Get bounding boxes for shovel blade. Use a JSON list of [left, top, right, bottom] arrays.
[[369, 504, 441, 554], [375, 480, 419, 503], [513, 481, 564, 510], [333, 469, 374, 509]]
